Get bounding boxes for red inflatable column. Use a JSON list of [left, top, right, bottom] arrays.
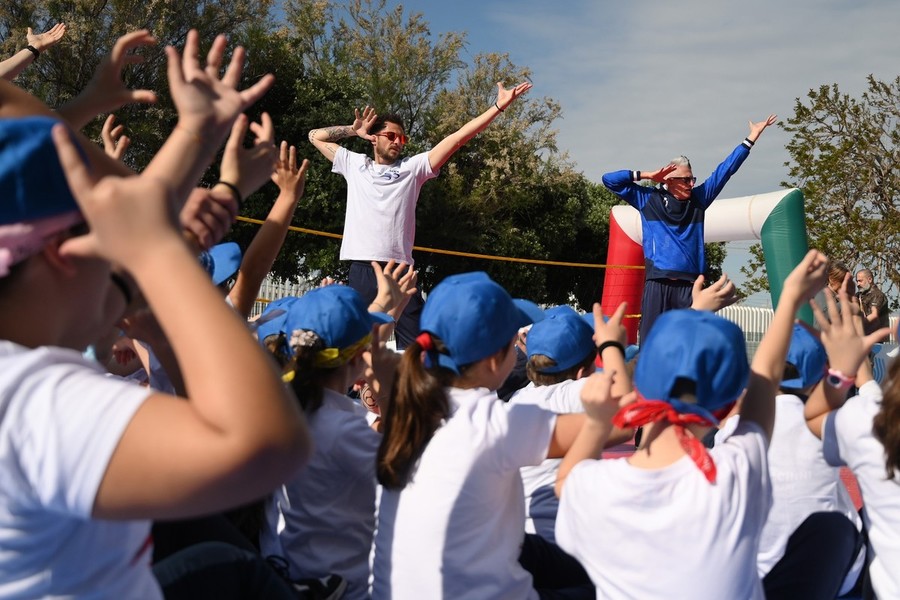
[[601, 211, 644, 344]]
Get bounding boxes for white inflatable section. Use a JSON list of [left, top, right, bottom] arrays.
[[610, 189, 795, 244]]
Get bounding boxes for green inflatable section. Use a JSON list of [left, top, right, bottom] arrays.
[[760, 189, 814, 325]]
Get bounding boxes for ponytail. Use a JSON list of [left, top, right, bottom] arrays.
[[377, 336, 454, 489], [874, 356, 900, 478], [285, 332, 331, 415]]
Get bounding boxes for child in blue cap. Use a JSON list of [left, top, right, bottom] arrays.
[[509, 305, 631, 544], [259, 284, 393, 600], [372, 272, 598, 599], [555, 250, 830, 599]]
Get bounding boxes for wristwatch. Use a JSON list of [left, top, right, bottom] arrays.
[[825, 368, 855, 390]]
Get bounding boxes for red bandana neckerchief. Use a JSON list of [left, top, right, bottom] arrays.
[[612, 396, 718, 483]]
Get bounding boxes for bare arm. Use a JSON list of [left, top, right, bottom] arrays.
[[308, 105, 377, 163], [741, 250, 829, 440], [554, 302, 634, 496], [53, 120, 309, 521], [56, 30, 157, 130], [0, 24, 66, 81], [428, 81, 532, 171], [228, 141, 308, 318], [804, 277, 890, 438]]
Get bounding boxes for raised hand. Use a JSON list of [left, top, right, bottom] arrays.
[[810, 273, 890, 376], [782, 249, 829, 305], [219, 112, 278, 200], [691, 273, 739, 312], [352, 106, 378, 141], [748, 114, 777, 142], [271, 142, 310, 197], [495, 81, 533, 110], [101, 114, 131, 161], [179, 187, 237, 250], [27, 23, 67, 51], [591, 301, 627, 348], [647, 163, 678, 183], [56, 30, 157, 129], [370, 260, 418, 320], [51, 124, 179, 266], [166, 30, 274, 146]]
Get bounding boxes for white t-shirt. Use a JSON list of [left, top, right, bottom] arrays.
[[332, 147, 438, 265], [508, 379, 586, 541], [371, 386, 556, 600], [557, 420, 771, 600], [0, 341, 158, 599], [261, 389, 380, 600], [823, 380, 900, 600], [717, 396, 861, 578]]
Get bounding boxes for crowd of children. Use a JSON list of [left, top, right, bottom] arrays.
[[1, 23, 899, 600]]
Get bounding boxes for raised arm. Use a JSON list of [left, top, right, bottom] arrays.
[[228, 138, 308, 318], [804, 276, 890, 438], [52, 121, 309, 521], [741, 250, 828, 440], [0, 24, 66, 81], [56, 30, 157, 130], [691, 273, 739, 312], [100, 114, 131, 161], [308, 105, 377, 163], [554, 302, 633, 497], [747, 114, 777, 144], [427, 81, 532, 171]]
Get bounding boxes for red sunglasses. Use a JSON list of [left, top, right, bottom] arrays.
[[375, 131, 409, 145]]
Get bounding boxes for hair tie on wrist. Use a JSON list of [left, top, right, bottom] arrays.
[[597, 340, 626, 357], [495, 102, 504, 112], [215, 180, 243, 211], [25, 45, 40, 59]]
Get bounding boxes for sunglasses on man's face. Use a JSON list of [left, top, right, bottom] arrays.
[[375, 131, 409, 145], [668, 176, 697, 184]]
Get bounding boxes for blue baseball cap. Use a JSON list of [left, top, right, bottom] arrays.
[[255, 296, 299, 346], [513, 299, 546, 327], [420, 272, 532, 373], [527, 306, 596, 373], [284, 285, 391, 357], [0, 116, 83, 226], [199, 242, 242, 285], [634, 309, 749, 423], [781, 324, 826, 390]]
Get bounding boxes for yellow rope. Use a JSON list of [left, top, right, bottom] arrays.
[[235, 216, 645, 270]]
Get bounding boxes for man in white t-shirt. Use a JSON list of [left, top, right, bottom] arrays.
[[309, 82, 532, 347]]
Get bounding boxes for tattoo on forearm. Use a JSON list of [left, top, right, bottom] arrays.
[[309, 125, 356, 143]]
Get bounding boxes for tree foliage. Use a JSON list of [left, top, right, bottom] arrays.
[[1, 0, 649, 309], [741, 75, 900, 306]]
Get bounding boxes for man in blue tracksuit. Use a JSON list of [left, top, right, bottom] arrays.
[[602, 115, 777, 344]]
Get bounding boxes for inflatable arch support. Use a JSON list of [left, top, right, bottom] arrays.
[[601, 188, 811, 344]]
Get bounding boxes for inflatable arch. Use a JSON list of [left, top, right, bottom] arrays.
[[601, 188, 811, 344]]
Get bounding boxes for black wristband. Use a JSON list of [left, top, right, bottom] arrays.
[[215, 180, 243, 210], [25, 45, 40, 59], [597, 340, 626, 357], [743, 137, 755, 147], [495, 102, 504, 112]]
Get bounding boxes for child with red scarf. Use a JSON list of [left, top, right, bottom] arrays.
[[554, 250, 829, 599]]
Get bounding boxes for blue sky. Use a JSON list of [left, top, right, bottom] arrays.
[[325, 1, 900, 305]]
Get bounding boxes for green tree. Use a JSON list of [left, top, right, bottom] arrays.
[[741, 75, 900, 306], [0, 0, 273, 169]]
